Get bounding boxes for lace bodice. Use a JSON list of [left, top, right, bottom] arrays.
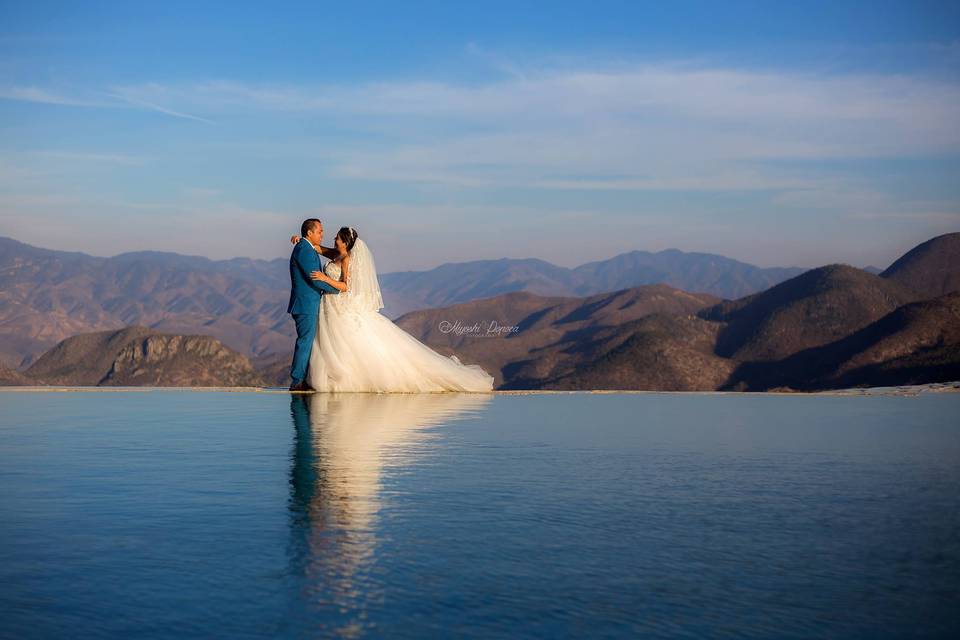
[[323, 260, 353, 313], [324, 260, 342, 279]]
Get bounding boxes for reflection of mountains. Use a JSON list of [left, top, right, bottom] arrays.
[[286, 392, 491, 633]]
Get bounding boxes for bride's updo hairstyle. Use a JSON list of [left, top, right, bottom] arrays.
[[337, 227, 359, 252]]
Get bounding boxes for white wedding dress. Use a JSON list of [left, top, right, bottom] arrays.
[[306, 239, 494, 392]]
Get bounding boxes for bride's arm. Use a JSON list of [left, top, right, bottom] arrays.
[[290, 235, 338, 259], [310, 256, 349, 292]]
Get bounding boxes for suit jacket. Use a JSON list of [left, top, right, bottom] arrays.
[[288, 238, 339, 314]]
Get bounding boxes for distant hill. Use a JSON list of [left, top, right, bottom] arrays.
[[23, 326, 264, 387], [700, 264, 919, 362], [880, 232, 960, 299], [724, 292, 960, 391], [571, 249, 806, 301], [380, 251, 806, 317], [380, 258, 577, 318], [395, 284, 721, 388], [502, 314, 735, 391]]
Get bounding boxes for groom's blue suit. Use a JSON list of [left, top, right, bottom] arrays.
[[288, 238, 339, 385]]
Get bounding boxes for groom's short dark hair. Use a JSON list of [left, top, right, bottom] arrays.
[[301, 218, 322, 237]]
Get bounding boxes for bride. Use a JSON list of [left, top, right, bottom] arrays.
[[290, 227, 494, 393]]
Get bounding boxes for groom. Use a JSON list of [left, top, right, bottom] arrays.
[[288, 218, 340, 391]]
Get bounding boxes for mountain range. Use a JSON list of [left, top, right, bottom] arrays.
[[0, 235, 810, 369], [393, 233, 960, 391], [3, 232, 957, 391], [0, 237, 290, 368], [379, 251, 805, 317]]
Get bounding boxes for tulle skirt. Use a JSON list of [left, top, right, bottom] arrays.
[[306, 301, 495, 392]]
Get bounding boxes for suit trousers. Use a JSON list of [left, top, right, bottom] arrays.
[[290, 312, 317, 384]]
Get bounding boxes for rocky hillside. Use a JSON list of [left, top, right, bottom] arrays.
[[0, 361, 30, 386], [394, 284, 721, 387], [22, 326, 264, 387], [724, 292, 960, 391], [502, 314, 735, 391], [700, 264, 919, 362]]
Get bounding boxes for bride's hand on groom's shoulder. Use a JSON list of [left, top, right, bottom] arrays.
[[290, 235, 301, 245]]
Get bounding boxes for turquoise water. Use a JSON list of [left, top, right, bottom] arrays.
[[0, 391, 958, 638]]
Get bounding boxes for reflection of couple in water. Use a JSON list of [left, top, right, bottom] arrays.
[[286, 393, 491, 634]]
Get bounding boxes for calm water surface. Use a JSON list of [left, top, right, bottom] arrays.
[[0, 391, 958, 639]]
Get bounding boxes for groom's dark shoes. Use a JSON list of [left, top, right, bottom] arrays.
[[289, 381, 315, 392]]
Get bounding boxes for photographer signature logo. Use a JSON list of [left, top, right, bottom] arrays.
[[438, 320, 520, 337]]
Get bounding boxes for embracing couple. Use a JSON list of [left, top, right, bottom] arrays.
[[287, 218, 494, 393]]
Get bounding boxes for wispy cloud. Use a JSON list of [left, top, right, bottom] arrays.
[[7, 60, 960, 166], [0, 84, 215, 123], [90, 61, 960, 193], [102, 89, 216, 124], [103, 64, 960, 130], [0, 85, 110, 107]]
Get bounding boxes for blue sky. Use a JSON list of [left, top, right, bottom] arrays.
[[1, 0, 958, 271]]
